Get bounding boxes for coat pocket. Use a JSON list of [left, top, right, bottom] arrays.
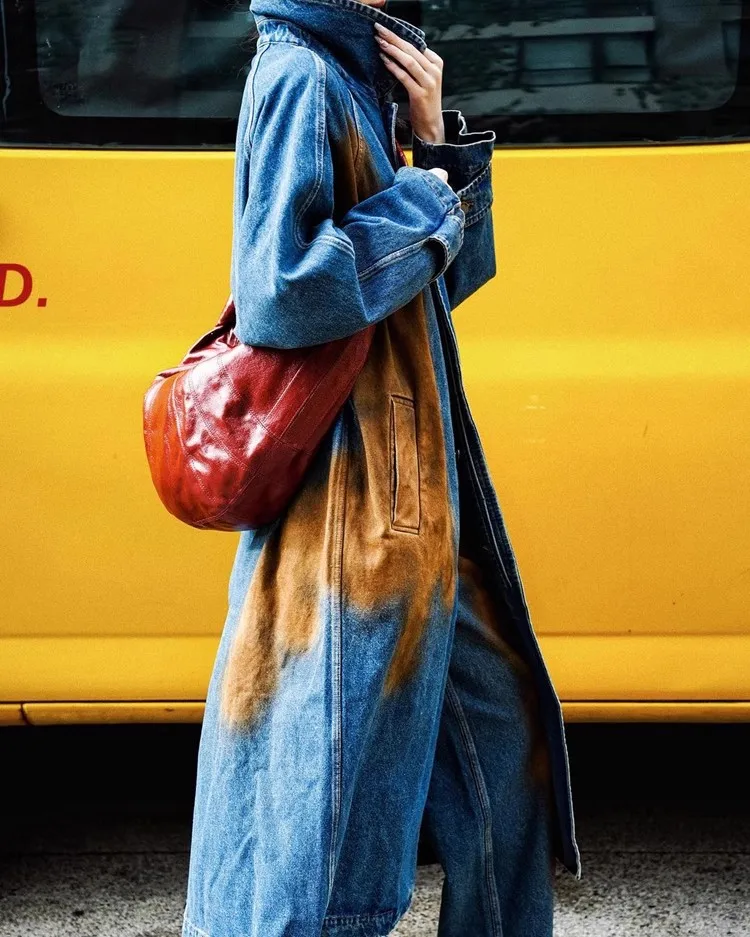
[[389, 395, 421, 534]]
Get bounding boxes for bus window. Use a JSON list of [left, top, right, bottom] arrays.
[[419, 0, 748, 142], [1, 0, 748, 146], [34, 0, 251, 119]]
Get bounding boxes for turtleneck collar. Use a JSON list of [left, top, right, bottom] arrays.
[[248, 0, 427, 99]]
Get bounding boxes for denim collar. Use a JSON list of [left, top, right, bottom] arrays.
[[249, 0, 427, 99]]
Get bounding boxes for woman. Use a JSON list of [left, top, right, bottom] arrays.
[[183, 1, 580, 935]]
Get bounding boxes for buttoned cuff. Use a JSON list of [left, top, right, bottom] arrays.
[[426, 203, 465, 279], [412, 110, 495, 226]]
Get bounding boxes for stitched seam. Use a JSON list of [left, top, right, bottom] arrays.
[[446, 679, 504, 937], [414, 135, 496, 150], [358, 238, 425, 281], [464, 163, 492, 192], [456, 163, 492, 199], [357, 201, 461, 281], [213, 357, 303, 448], [318, 233, 356, 256], [196, 434, 300, 526], [323, 906, 400, 926], [244, 42, 271, 149], [182, 917, 212, 937], [344, 84, 364, 176], [464, 201, 494, 229], [292, 49, 327, 252], [259, 25, 381, 107], [389, 395, 421, 535], [327, 411, 349, 898], [428, 233, 451, 280], [288, 49, 356, 262], [188, 361, 301, 461], [283, 347, 346, 443], [264, 358, 308, 423]]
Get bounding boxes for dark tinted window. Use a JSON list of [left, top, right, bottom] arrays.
[[1, 0, 748, 147], [1, 0, 252, 147], [425, 0, 749, 142], [34, 0, 252, 119]]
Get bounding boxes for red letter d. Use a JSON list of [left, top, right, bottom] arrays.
[[0, 264, 33, 306]]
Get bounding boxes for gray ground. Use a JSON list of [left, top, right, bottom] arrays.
[[1, 724, 748, 937]]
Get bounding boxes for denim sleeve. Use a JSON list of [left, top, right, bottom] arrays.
[[411, 110, 497, 309], [230, 48, 465, 349]]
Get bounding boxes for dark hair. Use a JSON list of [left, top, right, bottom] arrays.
[[243, 18, 260, 59]]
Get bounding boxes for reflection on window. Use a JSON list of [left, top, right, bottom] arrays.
[[36, 0, 252, 118], [418, 0, 742, 115], [31, 0, 744, 122]]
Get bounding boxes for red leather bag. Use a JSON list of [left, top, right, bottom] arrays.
[[143, 298, 374, 531]]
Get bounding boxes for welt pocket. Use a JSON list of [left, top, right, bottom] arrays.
[[389, 394, 421, 534]]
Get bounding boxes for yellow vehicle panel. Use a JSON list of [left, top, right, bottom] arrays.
[[2, 141, 750, 716], [2, 0, 749, 720]]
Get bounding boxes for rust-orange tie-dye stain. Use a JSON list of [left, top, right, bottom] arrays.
[[220, 119, 457, 727]]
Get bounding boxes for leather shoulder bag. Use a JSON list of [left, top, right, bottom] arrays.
[[142, 297, 373, 531]]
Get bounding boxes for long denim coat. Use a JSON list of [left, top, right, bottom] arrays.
[[184, 1, 581, 934]]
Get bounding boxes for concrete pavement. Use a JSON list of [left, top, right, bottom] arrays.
[[1, 724, 748, 936]]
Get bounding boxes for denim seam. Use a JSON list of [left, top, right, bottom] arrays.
[[292, 48, 327, 253], [183, 917, 211, 937], [343, 85, 364, 176], [318, 233, 356, 257], [427, 211, 464, 277], [388, 394, 421, 534], [282, 47, 357, 263], [243, 42, 270, 153], [323, 907, 398, 926], [327, 413, 349, 897], [456, 165, 493, 227], [257, 23, 384, 108], [463, 200, 494, 229], [321, 896, 411, 934], [357, 238, 427, 282], [357, 203, 461, 282], [445, 678, 504, 937], [456, 162, 492, 197]]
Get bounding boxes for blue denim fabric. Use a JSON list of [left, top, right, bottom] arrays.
[[184, 1, 580, 935]]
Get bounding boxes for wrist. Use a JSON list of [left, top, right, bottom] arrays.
[[412, 116, 445, 145]]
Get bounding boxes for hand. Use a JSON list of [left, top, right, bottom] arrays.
[[374, 23, 445, 145], [427, 167, 449, 185]]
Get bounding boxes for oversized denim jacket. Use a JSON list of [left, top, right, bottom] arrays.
[[185, 1, 580, 934]]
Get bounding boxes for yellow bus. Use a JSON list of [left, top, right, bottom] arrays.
[[2, 0, 749, 725]]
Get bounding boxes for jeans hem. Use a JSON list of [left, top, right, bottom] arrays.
[[183, 918, 211, 937], [182, 895, 412, 937], [322, 894, 413, 936]]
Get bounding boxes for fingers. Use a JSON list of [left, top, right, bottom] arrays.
[[373, 23, 442, 90], [378, 51, 422, 97], [421, 47, 443, 67], [375, 28, 428, 84]]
